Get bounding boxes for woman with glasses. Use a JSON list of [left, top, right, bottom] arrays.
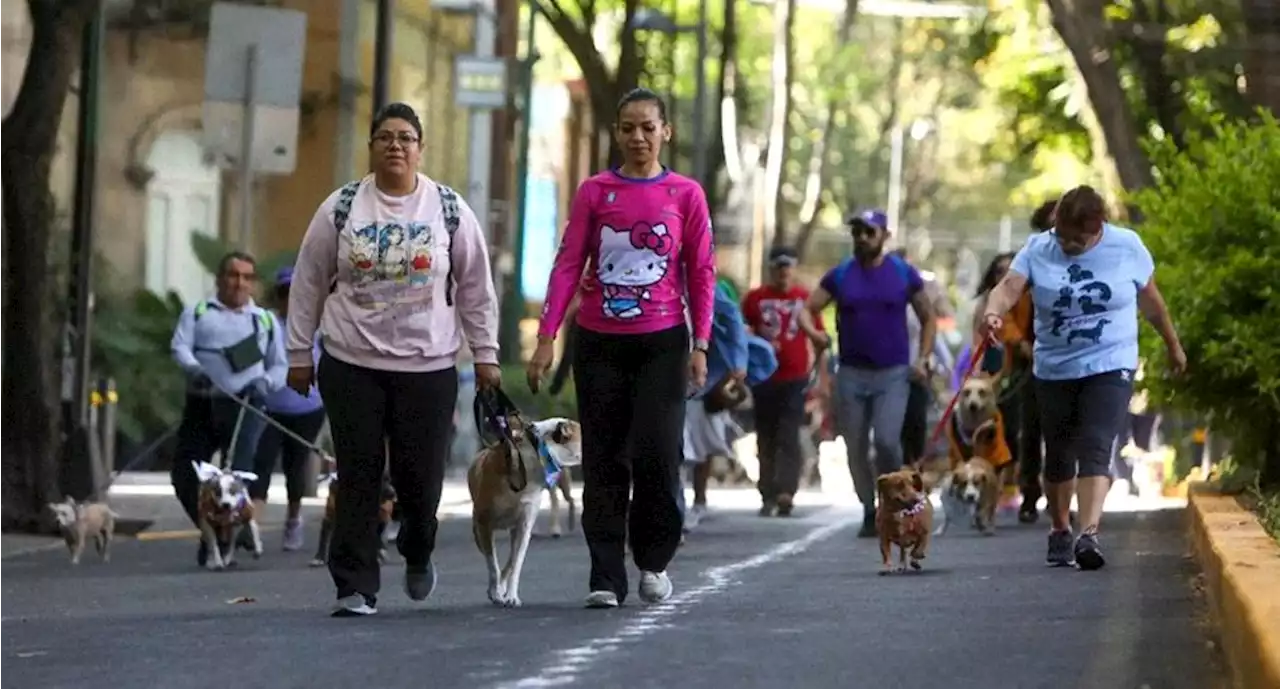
[[285, 102, 503, 616], [981, 185, 1185, 570]]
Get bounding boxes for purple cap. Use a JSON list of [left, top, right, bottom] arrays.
[[275, 266, 294, 287], [846, 209, 889, 232]]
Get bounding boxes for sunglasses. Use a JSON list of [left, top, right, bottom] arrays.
[[847, 222, 880, 238]]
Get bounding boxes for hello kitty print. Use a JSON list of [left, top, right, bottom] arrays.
[[596, 222, 673, 320]]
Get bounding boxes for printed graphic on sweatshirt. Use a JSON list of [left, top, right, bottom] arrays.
[[596, 222, 672, 320], [348, 221, 436, 310]]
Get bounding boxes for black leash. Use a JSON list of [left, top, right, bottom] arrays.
[[473, 387, 530, 492]]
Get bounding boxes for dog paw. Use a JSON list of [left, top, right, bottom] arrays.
[[252, 549, 263, 560], [206, 561, 225, 571], [309, 559, 326, 568], [487, 586, 506, 605], [501, 594, 522, 608], [878, 569, 892, 577], [981, 528, 996, 537], [910, 560, 923, 571]]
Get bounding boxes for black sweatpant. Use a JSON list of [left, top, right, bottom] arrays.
[[574, 324, 688, 601], [317, 353, 457, 602], [753, 377, 808, 503], [248, 407, 327, 502], [900, 379, 932, 465]]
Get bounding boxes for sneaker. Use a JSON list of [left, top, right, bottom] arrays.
[[332, 594, 377, 617], [759, 501, 777, 518], [638, 571, 673, 604], [1046, 529, 1076, 567], [684, 504, 708, 532], [584, 590, 620, 608], [282, 518, 304, 552], [383, 519, 401, 544], [776, 493, 795, 517], [404, 562, 437, 602], [1074, 532, 1106, 571], [1017, 502, 1039, 524]]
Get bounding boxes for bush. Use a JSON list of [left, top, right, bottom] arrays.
[[1132, 111, 1280, 488], [499, 366, 578, 420]]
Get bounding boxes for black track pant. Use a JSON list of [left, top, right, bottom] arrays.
[[753, 377, 808, 503], [574, 324, 688, 601]]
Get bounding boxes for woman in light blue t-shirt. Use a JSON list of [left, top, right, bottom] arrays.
[[981, 186, 1186, 572]]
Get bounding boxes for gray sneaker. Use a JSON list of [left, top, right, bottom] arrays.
[[282, 518, 304, 552], [1074, 532, 1106, 571], [404, 562, 437, 602], [332, 594, 377, 617], [1046, 529, 1075, 567]]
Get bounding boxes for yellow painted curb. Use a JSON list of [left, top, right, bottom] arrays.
[[1188, 486, 1280, 689], [134, 525, 281, 542]]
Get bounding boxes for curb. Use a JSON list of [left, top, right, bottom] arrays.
[[1188, 485, 1280, 689]]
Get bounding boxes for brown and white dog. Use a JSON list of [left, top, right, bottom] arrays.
[[469, 416, 582, 607], [545, 471, 577, 538], [193, 462, 262, 570], [47, 497, 118, 565], [310, 472, 397, 567], [937, 375, 1016, 536], [875, 468, 934, 575]]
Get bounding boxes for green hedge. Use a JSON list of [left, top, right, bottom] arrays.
[[499, 366, 578, 420], [1133, 111, 1280, 487]]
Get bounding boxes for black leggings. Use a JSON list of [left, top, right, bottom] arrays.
[[248, 408, 327, 502], [574, 324, 688, 601], [1036, 370, 1133, 484], [754, 377, 808, 502], [317, 353, 457, 602]]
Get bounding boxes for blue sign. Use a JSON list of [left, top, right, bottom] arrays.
[[521, 177, 559, 301]]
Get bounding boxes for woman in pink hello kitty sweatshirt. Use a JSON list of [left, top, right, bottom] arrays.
[[527, 88, 717, 609]]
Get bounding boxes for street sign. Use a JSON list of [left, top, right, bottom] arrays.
[[454, 55, 509, 110], [201, 2, 307, 175]]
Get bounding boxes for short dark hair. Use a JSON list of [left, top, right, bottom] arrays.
[[370, 102, 424, 142], [1055, 185, 1107, 228], [1029, 200, 1058, 232], [216, 251, 256, 277], [616, 87, 667, 123]]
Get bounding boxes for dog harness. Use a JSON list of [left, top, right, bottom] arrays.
[[535, 437, 563, 489]]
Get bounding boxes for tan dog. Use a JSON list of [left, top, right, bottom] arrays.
[[193, 462, 262, 570], [938, 375, 1017, 536], [310, 473, 397, 567], [875, 468, 933, 575], [469, 416, 582, 607], [47, 497, 118, 565]]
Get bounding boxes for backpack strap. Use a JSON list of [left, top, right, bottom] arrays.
[[436, 182, 461, 307], [332, 180, 362, 234]]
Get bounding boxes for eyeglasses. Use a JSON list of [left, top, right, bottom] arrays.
[[371, 131, 419, 146]]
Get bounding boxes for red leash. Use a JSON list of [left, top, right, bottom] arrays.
[[928, 339, 990, 446]]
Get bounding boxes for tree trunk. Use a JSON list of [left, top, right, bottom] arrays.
[[1046, 0, 1154, 192], [2, 0, 100, 532], [1122, 0, 1186, 150], [794, 0, 859, 260], [1241, 0, 1280, 117], [761, 0, 796, 247], [704, 0, 737, 216]]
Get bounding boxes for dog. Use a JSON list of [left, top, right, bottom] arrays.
[[47, 497, 118, 565], [545, 470, 577, 538], [938, 376, 1017, 536], [875, 468, 933, 574], [310, 472, 397, 568], [193, 462, 262, 570], [468, 416, 582, 607]]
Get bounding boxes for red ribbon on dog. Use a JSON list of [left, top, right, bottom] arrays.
[[928, 339, 989, 446]]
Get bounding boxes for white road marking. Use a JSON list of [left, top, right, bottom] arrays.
[[492, 508, 856, 689]]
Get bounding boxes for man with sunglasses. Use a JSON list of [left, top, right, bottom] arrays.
[[807, 210, 935, 537]]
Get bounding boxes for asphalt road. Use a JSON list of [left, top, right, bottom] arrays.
[[1, 495, 1225, 689]]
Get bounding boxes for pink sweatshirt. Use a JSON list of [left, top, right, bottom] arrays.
[[538, 169, 716, 342], [286, 174, 500, 373]]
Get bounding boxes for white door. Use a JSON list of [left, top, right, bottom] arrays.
[[144, 130, 221, 307]]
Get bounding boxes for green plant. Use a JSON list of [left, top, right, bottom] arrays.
[[498, 367, 578, 421], [1132, 111, 1280, 489], [92, 288, 188, 443], [190, 233, 298, 293]]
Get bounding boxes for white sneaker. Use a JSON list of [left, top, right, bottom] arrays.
[[331, 594, 377, 617], [638, 571, 673, 604], [584, 590, 620, 608]]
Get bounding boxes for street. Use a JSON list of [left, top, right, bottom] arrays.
[[2, 488, 1225, 689]]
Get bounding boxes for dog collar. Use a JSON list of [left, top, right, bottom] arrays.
[[536, 439, 563, 489], [898, 500, 927, 518]]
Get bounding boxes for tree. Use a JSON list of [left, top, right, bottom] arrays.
[[2, 0, 102, 531], [760, 0, 796, 245]]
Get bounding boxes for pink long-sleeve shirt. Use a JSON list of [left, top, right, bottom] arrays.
[[537, 169, 716, 342], [286, 174, 500, 373]]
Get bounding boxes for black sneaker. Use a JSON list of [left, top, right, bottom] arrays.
[[332, 594, 378, 617], [1074, 532, 1106, 571], [1046, 529, 1075, 567], [857, 509, 878, 538], [404, 562, 437, 602], [1017, 501, 1039, 524], [758, 501, 777, 517]]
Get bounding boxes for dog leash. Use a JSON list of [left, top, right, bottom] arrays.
[[474, 387, 531, 493], [928, 339, 990, 446], [215, 384, 336, 464]]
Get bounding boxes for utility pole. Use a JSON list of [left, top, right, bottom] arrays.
[[500, 3, 539, 364], [372, 0, 394, 115]]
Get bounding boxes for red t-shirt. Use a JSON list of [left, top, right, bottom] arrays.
[[742, 285, 824, 382]]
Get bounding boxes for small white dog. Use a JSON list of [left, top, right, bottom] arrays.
[[193, 462, 262, 570], [47, 497, 118, 565], [468, 417, 583, 607]]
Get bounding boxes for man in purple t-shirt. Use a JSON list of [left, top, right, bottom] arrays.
[[808, 209, 936, 537]]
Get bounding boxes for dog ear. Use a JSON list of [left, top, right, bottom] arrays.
[[231, 470, 259, 483], [909, 471, 924, 492], [193, 462, 222, 483], [876, 474, 892, 495]]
